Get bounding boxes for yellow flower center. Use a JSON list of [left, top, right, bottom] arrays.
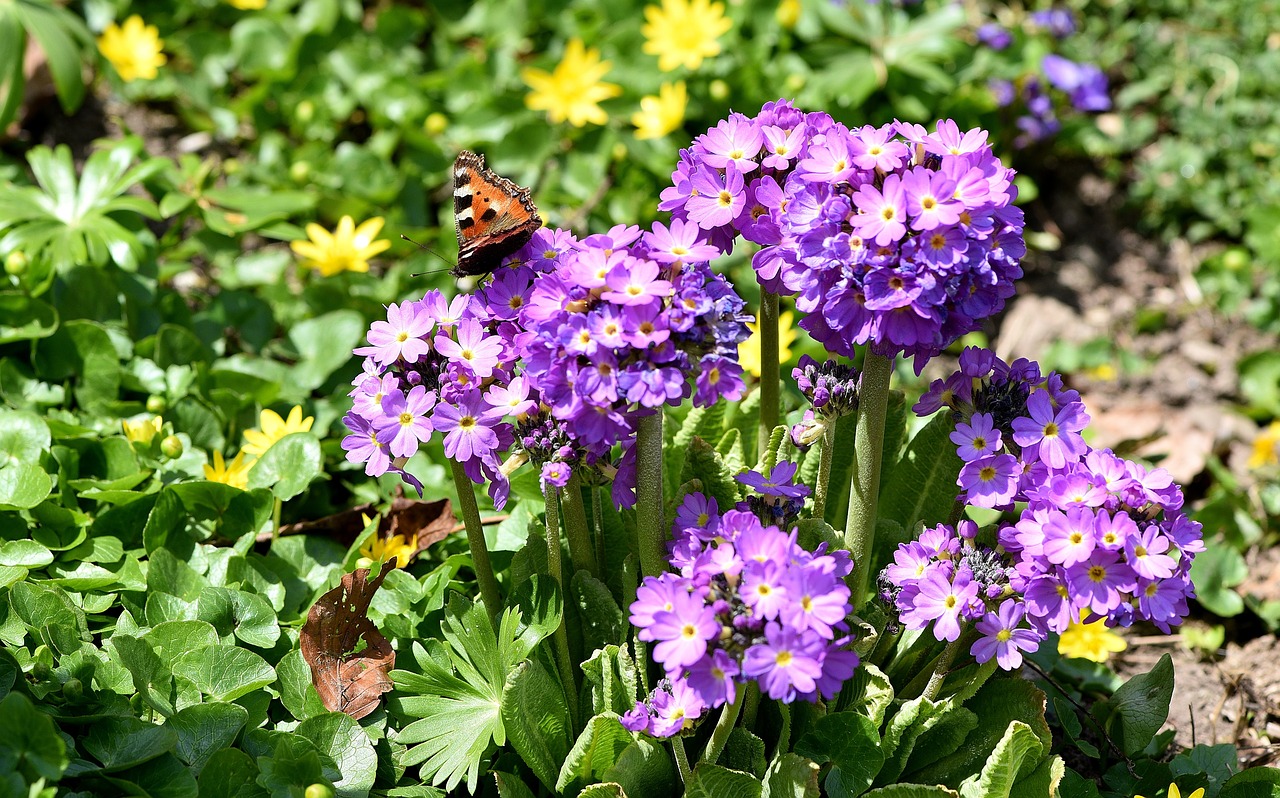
[[717, 190, 733, 207], [775, 650, 793, 667], [459, 415, 476, 430]]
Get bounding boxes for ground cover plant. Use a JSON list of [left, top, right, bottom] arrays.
[[3, 1, 1280, 797]]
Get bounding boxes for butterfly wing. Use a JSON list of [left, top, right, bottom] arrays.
[[451, 151, 542, 278]]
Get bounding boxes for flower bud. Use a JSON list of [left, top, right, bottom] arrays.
[[290, 161, 311, 182], [296, 100, 315, 124], [4, 250, 28, 276], [709, 80, 729, 101], [161, 435, 184, 459], [304, 785, 335, 798], [424, 112, 448, 136], [146, 394, 167, 413]]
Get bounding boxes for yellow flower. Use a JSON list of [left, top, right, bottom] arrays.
[[290, 216, 391, 277], [776, 0, 801, 28], [360, 533, 416, 569], [1248, 420, 1280, 469], [204, 450, 251, 490], [98, 16, 167, 82], [642, 0, 734, 72], [739, 311, 798, 378], [1058, 614, 1127, 662], [1136, 784, 1205, 798], [522, 38, 622, 127], [632, 81, 688, 140], [242, 406, 314, 457], [227, 0, 268, 8], [122, 416, 163, 444]]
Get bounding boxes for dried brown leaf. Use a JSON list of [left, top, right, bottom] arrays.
[[384, 496, 455, 554], [299, 560, 396, 720]]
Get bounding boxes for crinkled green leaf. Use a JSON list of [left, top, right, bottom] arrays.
[[82, 715, 179, 771], [878, 413, 963, 533], [685, 764, 764, 798], [171, 644, 275, 702], [166, 702, 248, 776], [296, 712, 378, 798], [501, 658, 571, 793], [555, 713, 634, 796]]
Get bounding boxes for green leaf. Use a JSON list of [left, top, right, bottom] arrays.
[[508, 573, 564, 662], [1189, 545, 1247, 617], [581, 644, 640, 718], [255, 732, 332, 797], [0, 409, 50, 468], [247, 432, 322, 500], [288, 310, 365, 392], [501, 658, 572, 793], [722, 728, 767, 778], [681, 436, 741, 512], [145, 620, 222, 665], [171, 645, 276, 702], [863, 785, 959, 797], [0, 692, 68, 781], [956, 721, 1044, 798], [0, 13, 25, 132], [0, 539, 52, 567], [296, 712, 378, 798], [166, 702, 248, 776], [762, 753, 821, 798], [685, 764, 764, 798], [1221, 766, 1280, 798], [197, 586, 281, 648], [103, 751, 200, 798], [0, 292, 58, 343], [83, 716, 179, 771], [555, 713, 634, 796], [573, 570, 626, 654], [0, 463, 52, 509], [276, 648, 329, 721], [1009, 755, 1065, 798], [605, 737, 676, 797], [197, 747, 266, 798], [14, 2, 89, 115], [878, 413, 962, 533], [1106, 654, 1174, 757], [794, 712, 884, 796], [110, 634, 177, 717]]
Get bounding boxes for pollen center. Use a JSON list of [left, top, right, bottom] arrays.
[[459, 415, 476, 430], [717, 190, 733, 207]]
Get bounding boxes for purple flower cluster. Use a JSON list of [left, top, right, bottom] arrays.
[[790, 355, 861, 447], [880, 348, 1204, 669], [991, 77, 1064, 149], [623, 493, 857, 737], [342, 290, 526, 505], [664, 102, 1025, 369], [1041, 55, 1111, 113], [516, 224, 751, 506]]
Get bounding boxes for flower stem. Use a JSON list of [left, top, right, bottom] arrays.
[[700, 690, 745, 766], [450, 460, 502, 624], [844, 350, 893, 608], [594, 483, 607, 577], [543, 486, 581, 725], [811, 422, 838, 520], [561, 473, 599, 576], [759, 290, 781, 460], [921, 636, 966, 702], [270, 497, 282, 546], [672, 737, 692, 784], [635, 412, 666, 578]]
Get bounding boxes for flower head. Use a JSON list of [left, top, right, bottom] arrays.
[[122, 416, 163, 444], [739, 311, 797, 378], [360, 533, 416, 569], [99, 16, 167, 82], [204, 450, 251, 489], [633, 81, 688, 140], [243, 405, 314, 457], [291, 216, 391, 276], [642, 0, 733, 72], [227, 0, 268, 8], [1248, 421, 1280, 469], [1057, 614, 1126, 662], [522, 38, 622, 127]]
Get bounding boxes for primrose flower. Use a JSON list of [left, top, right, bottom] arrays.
[[242, 405, 314, 457], [642, 0, 733, 72], [360, 533, 416, 569], [633, 81, 688, 140], [522, 38, 622, 127], [98, 16, 167, 82], [122, 416, 163, 444], [204, 450, 251, 490], [291, 215, 391, 276]]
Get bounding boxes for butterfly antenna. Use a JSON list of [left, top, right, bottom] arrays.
[[401, 234, 456, 277]]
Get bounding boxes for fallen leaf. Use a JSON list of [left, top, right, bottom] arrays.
[[300, 561, 396, 720], [384, 496, 455, 555]]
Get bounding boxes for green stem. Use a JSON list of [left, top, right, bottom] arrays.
[[844, 350, 894, 608], [593, 483, 606, 577], [811, 421, 838, 520], [740, 682, 761, 727], [561, 473, 599, 576], [672, 737, 692, 784], [450, 460, 503, 624], [776, 703, 792, 757], [921, 636, 967, 702], [759, 291, 780, 460], [270, 497, 282, 546], [635, 412, 666, 578], [543, 486, 581, 725], [700, 689, 744, 766]]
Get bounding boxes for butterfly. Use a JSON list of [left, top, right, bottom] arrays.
[[450, 150, 542, 278]]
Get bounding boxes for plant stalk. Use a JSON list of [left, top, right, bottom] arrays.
[[449, 460, 502, 623], [759, 290, 781, 459], [561, 473, 599, 576], [700, 689, 744, 766], [672, 737, 692, 784], [845, 350, 893, 608], [635, 412, 666, 578], [921, 635, 967, 702], [543, 486, 581, 725], [811, 421, 838, 519]]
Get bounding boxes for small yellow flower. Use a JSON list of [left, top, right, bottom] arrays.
[[632, 81, 688, 140], [1058, 614, 1127, 662], [98, 16, 167, 82], [227, 0, 268, 8], [776, 0, 801, 28], [290, 216, 391, 277], [204, 450, 251, 490], [1248, 420, 1280, 469], [739, 311, 798, 378], [1083, 362, 1117, 382], [122, 416, 163, 444], [360, 533, 416, 569], [1136, 784, 1205, 798], [242, 406, 315, 457], [522, 38, 622, 128], [642, 0, 734, 73]]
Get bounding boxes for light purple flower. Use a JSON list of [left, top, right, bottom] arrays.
[[375, 385, 437, 458], [971, 600, 1041, 670], [355, 301, 433, 365]]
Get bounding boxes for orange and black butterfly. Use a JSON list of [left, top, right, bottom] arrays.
[[449, 151, 542, 278]]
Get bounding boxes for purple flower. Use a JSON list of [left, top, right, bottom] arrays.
[[976, 22, 1012, 50], [375, 385, 437, 458], [1011, 391, 1088, 469], [644, 219, 722, 265], [686, 650, 740, 706], [1041, 55, 1111, 112], [958, 453, 1020, 508], [902, 167, 962, 231], [540, 461, 571, 489], [1042, 507, 1097, 568], [735, 460, 811, 499], [900, 566, 980, 642], [435, 317, 504, 378], [971, 599, 1041, 670], [742, 624, 825, 702], [851, 174, 908, 246], [648, 588, 719, 673], [341, 411, 391, 477], [433, 392, 500, 462], [1068, 550, 1136, 616], [649, 679, 706, 737], [603, 259, 673, 307], [354, 301, 433, 365], [951, 412, 1001, 461], [686, 164, 746, 229], [1031, 8, 1076, 38]]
